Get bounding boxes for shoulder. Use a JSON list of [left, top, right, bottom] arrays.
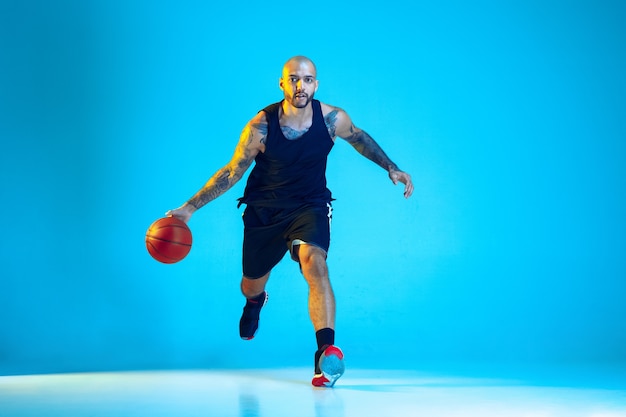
[[319, 102, 353, 138], [320, 102, 350, 122], [250, 109, 269, 125], [237, 111, 269, 153], [260, 100, 283, 118], [320, 101, 342, 116], [246, 109, 270, 135]]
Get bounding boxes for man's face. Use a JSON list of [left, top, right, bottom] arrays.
[[279, 60, 319, 108]]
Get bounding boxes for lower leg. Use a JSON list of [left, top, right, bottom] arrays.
[[297, 246, 335, 331], [239, 273, 270, 340], [297, 245, 340, 375]]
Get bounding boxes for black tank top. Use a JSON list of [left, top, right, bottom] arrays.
[[239, 99, 334, 207]]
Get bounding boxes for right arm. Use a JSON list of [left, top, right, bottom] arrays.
[[166, 112, 268, 222]]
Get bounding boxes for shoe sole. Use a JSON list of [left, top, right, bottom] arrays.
[[314, 346, 345, 387]]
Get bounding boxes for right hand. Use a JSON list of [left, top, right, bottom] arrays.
[[165, 203, 196, 223]]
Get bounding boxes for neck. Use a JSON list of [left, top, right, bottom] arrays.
[[281, 99, 313, 121]]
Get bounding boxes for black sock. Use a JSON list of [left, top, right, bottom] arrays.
[[315, 328, 335, 350], [314, 328, 335, 373]]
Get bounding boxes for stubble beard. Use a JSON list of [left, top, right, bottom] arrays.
[[290, 92, 314, 108]]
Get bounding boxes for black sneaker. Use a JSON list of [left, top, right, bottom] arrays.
[[239, 291, 268, 340]]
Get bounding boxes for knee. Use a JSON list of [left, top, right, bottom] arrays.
[[240, 280, 255, 298], [298, 246, 327, 268], [240, 274, 268, 299], [298, 246, 329, 284]]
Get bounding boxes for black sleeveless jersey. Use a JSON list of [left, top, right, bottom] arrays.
[[239, 99, 334, 207]]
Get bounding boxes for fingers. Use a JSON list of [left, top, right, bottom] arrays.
[[165, 208, 187, 223], [403, 181, 414, 198], [391, 171, 413, 198]]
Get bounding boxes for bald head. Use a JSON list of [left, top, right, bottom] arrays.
[[282, 56, 317, 78]]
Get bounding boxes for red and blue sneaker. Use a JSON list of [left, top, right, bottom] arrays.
[[311, 345, 345, 387]]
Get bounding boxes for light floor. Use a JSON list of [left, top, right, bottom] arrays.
[[1, 368, 625, 417]]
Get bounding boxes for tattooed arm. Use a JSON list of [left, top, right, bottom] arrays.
[[166, 113, 268, 222], [323, 105, 414, 198]]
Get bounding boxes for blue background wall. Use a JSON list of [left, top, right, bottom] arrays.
[[1, 0, 624, 376]]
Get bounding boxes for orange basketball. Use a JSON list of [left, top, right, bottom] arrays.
[[145, 217, 192, 264]]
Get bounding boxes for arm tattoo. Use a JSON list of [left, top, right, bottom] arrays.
[[324, 110, 339, 138], [235, 145, 256, 175], [345, 126, 399, 172], [187, 168, 232, 209], [188, 122, 264, 209], [252, 122, 268, 145]]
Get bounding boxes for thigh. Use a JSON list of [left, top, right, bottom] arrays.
[[288, 203, 333, 261], [242, 206, 289, 279]]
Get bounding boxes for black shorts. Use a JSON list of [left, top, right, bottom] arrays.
[[241, 203, 333, 279]]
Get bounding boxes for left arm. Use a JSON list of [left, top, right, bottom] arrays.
[[324, 106, 414, 198]]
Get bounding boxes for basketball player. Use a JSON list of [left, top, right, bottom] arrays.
[[167, 56, 413, 387]]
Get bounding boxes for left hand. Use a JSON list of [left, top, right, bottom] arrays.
[[389, 169, 414, 198]]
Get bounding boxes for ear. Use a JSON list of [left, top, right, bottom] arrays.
[[314, 79, 319, 93], [279, 77, 284, 91]]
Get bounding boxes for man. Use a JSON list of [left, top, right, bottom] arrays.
[[166, 56, 413, 387]]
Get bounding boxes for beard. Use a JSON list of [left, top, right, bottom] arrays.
[[289, 91, 314, 108]]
